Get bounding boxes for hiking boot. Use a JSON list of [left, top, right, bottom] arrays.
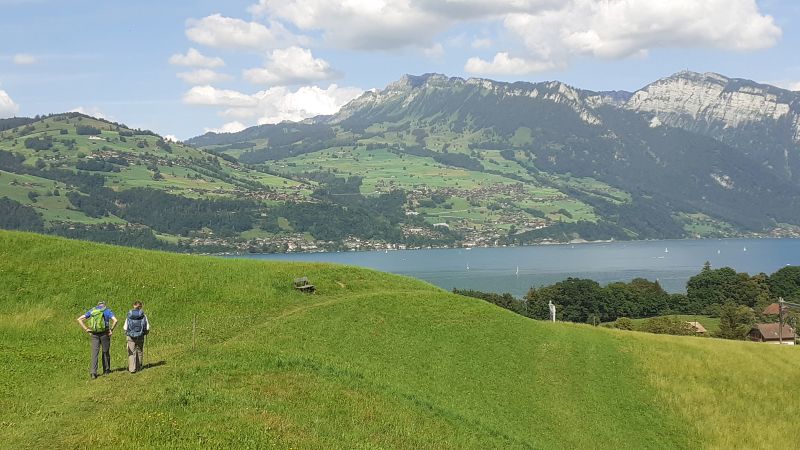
[[103, 370, 111, 375], [90, 374, 98, 380]]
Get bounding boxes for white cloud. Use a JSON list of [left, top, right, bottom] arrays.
[[186, 14, 299, 50], [253, 84, 364, 124], [205, 121, 247, 134], [184, 84, 363, 126], [163, 134, 181, 143], [0, 90, 19, 118], [500, 0, 781, 67], [249, 0, 452, 50], [423, 43, 445, 59], [176, 69, 232, 84], [243, 47, 338, 86], [183, 85, 258, 107], [471, 38, 493, 49], [13, 54, 37, 65], [169, 48, 225, 68], [465, 52, 561, 75], [69, 106, 111, 120], [247, 0, 781, 72]]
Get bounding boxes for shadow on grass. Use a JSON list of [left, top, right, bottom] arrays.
[[111, 360, 167, 373], [142, 360, 167, 370]]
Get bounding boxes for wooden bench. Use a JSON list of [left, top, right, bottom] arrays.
[[293, 277, 315, 293]]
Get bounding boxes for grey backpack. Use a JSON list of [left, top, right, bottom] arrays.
[[126, 309, 147, 338]]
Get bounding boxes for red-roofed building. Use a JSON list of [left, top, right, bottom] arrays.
[[762, 303, 782, 316], [749, 323, 796, 345]]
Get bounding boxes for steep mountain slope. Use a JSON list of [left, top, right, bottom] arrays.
[[3, 231, 800, 448], [190, 72, 800, 239], [625, 71, 800, 182]]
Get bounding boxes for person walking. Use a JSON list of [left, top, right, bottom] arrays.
[[77, 301, 118, 379], [123, 301, 150, 373]]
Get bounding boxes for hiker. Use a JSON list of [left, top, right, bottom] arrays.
[[123, 301, 150, 373], [77, 301, 118, 379]]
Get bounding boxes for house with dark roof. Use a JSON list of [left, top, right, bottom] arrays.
[[748, 323, 796, 345]]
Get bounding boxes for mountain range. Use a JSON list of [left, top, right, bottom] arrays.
[[2, 71, 800, 251], [188, 71, 800, 241]]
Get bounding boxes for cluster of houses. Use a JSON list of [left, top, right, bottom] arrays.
[[748, 302, 797, 345], [190, 233, 414, 254], [237, 186, 306, 203], [687, 302, 797, 345]]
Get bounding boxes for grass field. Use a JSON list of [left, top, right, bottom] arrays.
[[280, 147, 522, 192], [2, 231, 800, 448]]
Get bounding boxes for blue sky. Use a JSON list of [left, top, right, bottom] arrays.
[[1, 0, 799, 139]]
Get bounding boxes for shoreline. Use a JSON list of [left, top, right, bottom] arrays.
[[214, 235, 794, 257]]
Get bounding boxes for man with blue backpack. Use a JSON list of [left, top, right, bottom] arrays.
[[123, 301, 150, 373], [77, 301, 118, 379]]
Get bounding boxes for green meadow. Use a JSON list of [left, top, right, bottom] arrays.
[[1, 230, 799, 448]]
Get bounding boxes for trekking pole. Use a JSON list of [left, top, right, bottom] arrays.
[[192, 314, 197, 351]]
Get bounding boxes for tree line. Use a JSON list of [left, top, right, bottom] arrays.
[[456, 263, 800, 340]]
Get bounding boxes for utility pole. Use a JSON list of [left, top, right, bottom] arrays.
[[779, 297, 784, 345], [775, 298, 800, 345]]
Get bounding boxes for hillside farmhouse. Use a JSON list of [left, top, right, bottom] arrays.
[[748, 323, 796, 345]]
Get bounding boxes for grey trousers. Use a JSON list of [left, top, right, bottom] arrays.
[[90, 333, 111, 375], [127, 336, 145, 372]]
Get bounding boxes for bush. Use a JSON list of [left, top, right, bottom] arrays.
[[612, 317, 635, 330], [641, 316, 693, 336], [25, 136, 53, 151], [0, 197, 44, 231], [76, 125, 101, 135]]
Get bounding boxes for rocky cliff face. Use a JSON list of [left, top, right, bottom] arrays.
[[330, 73, 605, 126], [624, 71, 800, 181], [625, 71, 800, 142], [336, 71, 800, 144]]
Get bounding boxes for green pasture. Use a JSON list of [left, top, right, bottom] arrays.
[[281, 147, 522, 192], [0, 170, 120, 224], [678, 213, 737, 237], [1, 231, 799, 448]]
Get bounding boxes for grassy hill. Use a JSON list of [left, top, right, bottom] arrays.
[[2, 230, 800, 448], [0, 113, 315, 251]]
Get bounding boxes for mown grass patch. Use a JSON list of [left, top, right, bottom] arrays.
[[625, 314, 721, 334]]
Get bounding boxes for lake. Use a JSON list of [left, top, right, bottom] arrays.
[[232, 238, 800, 297]]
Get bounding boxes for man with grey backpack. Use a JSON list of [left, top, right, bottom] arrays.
[[123, 301, 150, 373]]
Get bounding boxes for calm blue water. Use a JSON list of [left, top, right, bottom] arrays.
[[231, 239, 800, 296]]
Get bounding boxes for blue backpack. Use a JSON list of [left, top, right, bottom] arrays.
[[126, 309, 147, 338]]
